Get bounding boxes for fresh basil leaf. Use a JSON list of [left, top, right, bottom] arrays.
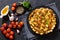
[[23, 1, 30, 8]]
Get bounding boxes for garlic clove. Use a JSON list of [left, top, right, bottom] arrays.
[[9, 15, 14, 21], [17, 29, 20, 34], [16, 18, 18, 21]]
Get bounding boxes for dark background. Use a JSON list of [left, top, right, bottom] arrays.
[[0, 0, 60, 40], [0, 0, 60, 11]]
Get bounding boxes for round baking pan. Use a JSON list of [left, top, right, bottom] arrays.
[[27, 6, 59, 36]]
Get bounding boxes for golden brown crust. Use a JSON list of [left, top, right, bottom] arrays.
[[28, 7, 56, 35]]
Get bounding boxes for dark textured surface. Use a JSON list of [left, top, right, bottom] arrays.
[[0, 0, 60, 40]]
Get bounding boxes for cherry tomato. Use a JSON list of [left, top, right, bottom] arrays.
[[0, 28, 1, 30], [18, 25, 21, 28], [16, 22, 18, 26], [13, 24, 16, 28], [12, 3, 17, 7], [11, 7, 15, 11], [19, 21, 24, 26], [7, 28, 11, 33], [1, 27, 5, 31], [10, 31, 14, 35], [9, 35, 14, 40], [11, 21, 15, 25], [2, 23, 7, 27], [6, 33, 10, 38], [3, 30, 7, 35], [8, 24, 12, 28]]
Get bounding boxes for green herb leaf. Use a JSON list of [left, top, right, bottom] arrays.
[[23, 1, 30, 8], [46, 20, 49, 24], [42, 17, 45, 20]]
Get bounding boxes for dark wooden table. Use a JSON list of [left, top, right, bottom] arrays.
[[0, 0, 60, 40]]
